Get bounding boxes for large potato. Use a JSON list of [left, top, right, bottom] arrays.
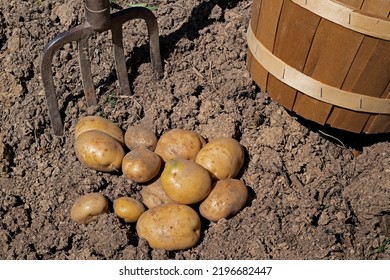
[[136, 203, 201, 250], [195, 137, 244, 180], [74, 115, 125, 146], [124, 126, 158, 151], [122, 148, 161, 183], [70, 193, 109, 224], [140, 179, 176, 209], [154, 129, 206, 162], [74, 130, 125, 172], [160, 158, 211, 205], [199, 179, 248, 222]]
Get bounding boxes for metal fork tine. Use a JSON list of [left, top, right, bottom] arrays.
[[111, 7, 163, 77], [78, 38, 97, 106], [112, 23, 132, 95], [41, 23, 95, 135]]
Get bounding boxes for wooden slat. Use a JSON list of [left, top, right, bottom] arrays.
[[326, 1, 390, 133], [267, 0, 320, 110], [336, 0, 364, 9], [361, 0, 390, 17], [292, 18, 364, 124], [327, 39, 390, 132], [364, 82, 390, 133], [248, 0, 283, 91]]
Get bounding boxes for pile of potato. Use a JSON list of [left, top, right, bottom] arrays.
[[71, 115, 248, 251]]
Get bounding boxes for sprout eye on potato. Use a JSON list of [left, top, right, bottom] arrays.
[[195, 137, 244, 180], [125, 126, 158, 151], [70, 193, 109, 224], [74, 115, 125, 147], [154, 129, 206, 162], [74, 130, 125, 172], [136, 203, 201, 251]]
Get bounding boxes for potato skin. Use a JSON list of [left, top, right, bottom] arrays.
[[113, 197, 146, 223], [136, 204, 201, 250], [154, 129, 206, 162], [74, 130, 125, 172], [124, 126, 158, 151], [75, 116, 125, 146], [70, 193, 109, 224], [122, 148, 161, 183], [195, 137, 244, 180], [160, 159, 211, 205], [199, 179, 248, 222], [140, 179, 176, 209]]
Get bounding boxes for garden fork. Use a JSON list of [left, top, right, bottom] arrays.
[[41, 0, 163, 135]]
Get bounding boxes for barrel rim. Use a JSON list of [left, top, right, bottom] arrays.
[[291, 0, 390, 41]]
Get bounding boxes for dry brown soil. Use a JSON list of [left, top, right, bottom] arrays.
[[1, 0, 390, 260]]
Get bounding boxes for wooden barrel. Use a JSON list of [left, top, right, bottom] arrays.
[[247, 0, 390, 133]]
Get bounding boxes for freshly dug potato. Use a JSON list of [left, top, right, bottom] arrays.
[[124, 126, 158, 151], [160, 158, 211, 205], [70, 193, 109, 224], [136, 203, 201, 250], [199, 179, 248, 222], [154, 129, 206, 162], [140, 179, 176, 209], [195, 137, 244, 180], [122, 148, 161, 183], [113, 197, 146, 223], [74, 115, 125, 146], [74, 130, 125, 172]]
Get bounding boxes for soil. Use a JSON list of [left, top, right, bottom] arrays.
[[1, 0, 389, 260]]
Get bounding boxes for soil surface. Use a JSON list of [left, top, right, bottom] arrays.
[[1, 0, 390, 260]]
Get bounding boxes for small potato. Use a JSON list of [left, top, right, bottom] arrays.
[[122, 148, 161, 183], [136, 203, 201, 250], [70, 193, 109, 224], [199, 179, 248, 222], [160, 158, 211, 205], [195, 137, 244, 180], [124, 126, 158, 151], [140, 179, 176, 209], [74, 115, 125, 146], [154, 129, 206, 162], [74, 130, 125, 172], [113, 197, 146, 223]]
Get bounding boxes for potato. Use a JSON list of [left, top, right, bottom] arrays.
[[74, 130, 125, 172], [199, 179, 248, 222], [140, 179, 176, 209], [124, 126, 158, 151], [122, 148, 161, 183], [154, 129, 206, 162], [113, 197, 146, 223], [136, 203, 201, 250], [160, 158, 211, 205], [195, 137, 244, 180], [74, 115, 125, 146], [70, 193, 109, 224]]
